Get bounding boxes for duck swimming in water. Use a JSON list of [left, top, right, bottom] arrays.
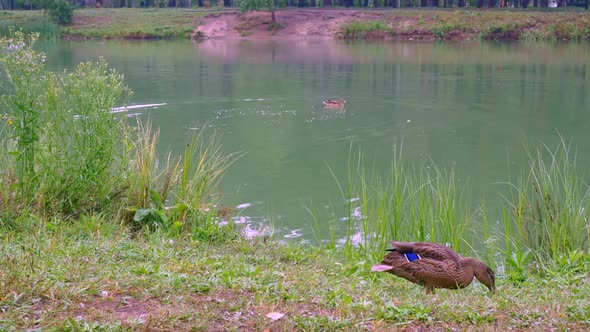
[[372, 241, 496, 295], [323, 99, 346, 108]]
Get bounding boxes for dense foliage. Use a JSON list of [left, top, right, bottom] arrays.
[[47, 0, 74, 24], [0, 31, 234, 233]]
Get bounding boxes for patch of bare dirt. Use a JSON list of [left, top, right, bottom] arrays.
[[37, 290, 342, 331], [195, 9, 378, 40], [73, 297, 164, 323]]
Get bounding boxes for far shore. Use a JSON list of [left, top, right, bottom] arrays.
[[1, 7, 590, 41]]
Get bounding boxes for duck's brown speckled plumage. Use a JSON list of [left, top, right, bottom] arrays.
[[372, 241, 496, 295], [323, 99, 346, 108]]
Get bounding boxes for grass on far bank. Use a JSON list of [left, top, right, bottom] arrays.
[[3, 7, 590, 41], [0, 10, 60, 38], [62, 8, 215, 39], [340, 9, 590, 41], [0, 8, 216, 39], [1, 218, 590, 331]]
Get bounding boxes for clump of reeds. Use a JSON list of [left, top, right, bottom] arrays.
[[323, 137, 589, 274], [501, 136, 590, 265], [322, 143, 473, 263], [0, 31, 236, 241]]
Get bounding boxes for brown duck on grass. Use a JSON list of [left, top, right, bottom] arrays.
[[372, 241, 496, 295]]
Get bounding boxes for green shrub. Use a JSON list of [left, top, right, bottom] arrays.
[[1, 31, 235, 229], [48, 0, 74, 25], [1, 31, 131, 216]]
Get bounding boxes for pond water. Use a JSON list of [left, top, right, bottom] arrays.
[[38, 39, 590, 242]]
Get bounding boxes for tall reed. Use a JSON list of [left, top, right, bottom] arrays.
[[126, 119, 238, 236], [328, 144, 474, 261], [500, 137, 590, 263]]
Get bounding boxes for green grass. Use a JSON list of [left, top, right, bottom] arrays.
[[0, 8, 216, 40], [325, 144, 473, 257], [319, 138, 590, 278], [341, 20, 392, 39], [1, 219, 589, 331], [62, 8, 214, 39], [500, 136, 590, 264], [352, 9, 590, 41], [0, 10, 60, 39], [3, 8, 590, 41], [3, 25, 590, 331]]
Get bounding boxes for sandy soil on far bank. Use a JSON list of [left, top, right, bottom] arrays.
[[194, 9, 389, 39]]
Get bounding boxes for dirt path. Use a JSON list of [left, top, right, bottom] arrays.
[[194, 9, 386, 40]]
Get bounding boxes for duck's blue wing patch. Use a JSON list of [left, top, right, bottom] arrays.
[[404, 252, 421, 262]]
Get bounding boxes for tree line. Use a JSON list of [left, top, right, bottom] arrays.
[[0, 0, 587, 9]]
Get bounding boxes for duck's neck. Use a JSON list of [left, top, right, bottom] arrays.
[[455, 257, 479, 287], [460, 257, 495, 292]]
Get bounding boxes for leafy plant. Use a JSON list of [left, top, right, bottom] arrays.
[[1, 31, 234, 232], [0, 30, 48, 202], [47, 0, 74, 25]]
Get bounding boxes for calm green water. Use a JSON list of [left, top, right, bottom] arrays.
[[39, 39, 590, 241]]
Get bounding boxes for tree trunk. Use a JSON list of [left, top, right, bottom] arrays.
[[223, 0, 231, 6], [324, 0, 332, 5], [476, 0, 483, 7], [458, 0, 464, 6], [487, 0, 493, 7], [586, 0, 588, 10], [310, 0, 315, 6], [372, 0, 378, 6], [271, 7, 275, 24]]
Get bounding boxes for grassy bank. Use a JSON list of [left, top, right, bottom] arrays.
[[0, 8, 214, 39], [2, 8, 590, 41], [340, 9, 590, 40], [2, 27, 590, 331], [1, 220, 589, 331]]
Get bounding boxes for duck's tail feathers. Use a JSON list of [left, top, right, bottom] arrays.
[[371, 264, 394, 272]]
